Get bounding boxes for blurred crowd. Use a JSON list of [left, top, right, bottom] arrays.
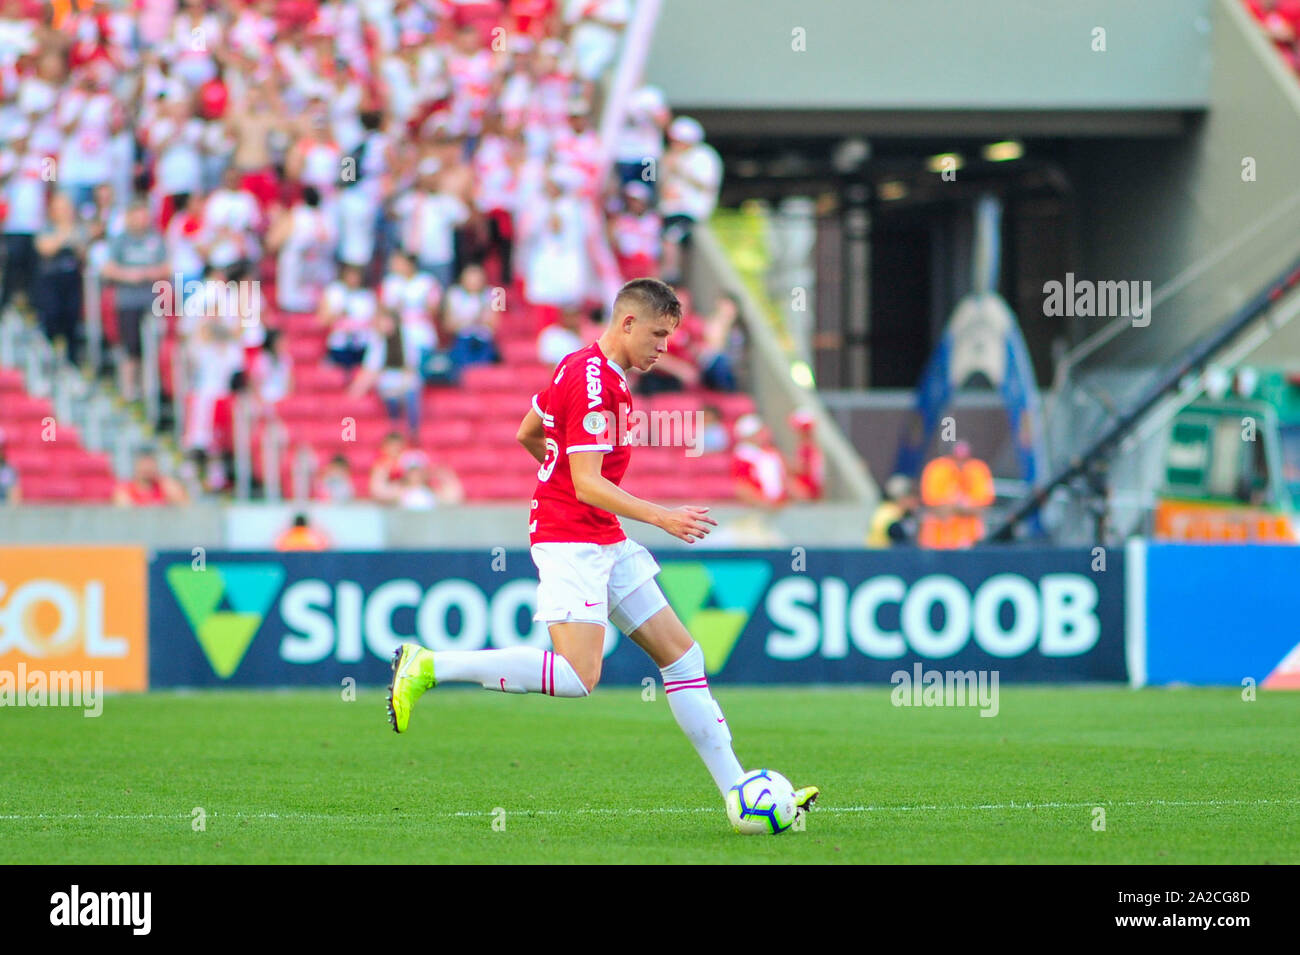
[[0, 0, 731, 502]]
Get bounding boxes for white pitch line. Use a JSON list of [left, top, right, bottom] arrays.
[[0, 797, 1294, 823]]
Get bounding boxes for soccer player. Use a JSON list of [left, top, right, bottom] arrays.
[[387, 278, 818, 818]]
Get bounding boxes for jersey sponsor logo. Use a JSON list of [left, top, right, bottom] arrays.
[[585, 355, 603, 409]]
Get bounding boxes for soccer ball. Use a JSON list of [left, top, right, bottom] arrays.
[[725, 769, 798, 834]]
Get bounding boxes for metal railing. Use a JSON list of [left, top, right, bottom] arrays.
[[0, 303, 153, 484], [83, 248, 104, 374], [1036, 205, 1300, 542], [992, 251, 1300, 543]]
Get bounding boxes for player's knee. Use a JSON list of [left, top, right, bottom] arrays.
[[571, 658, 602, 694]]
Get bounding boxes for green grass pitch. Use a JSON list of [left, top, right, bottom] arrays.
[[2, 685, 1297, 863]]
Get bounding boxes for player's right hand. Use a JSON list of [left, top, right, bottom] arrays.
[[659, 505, 718, 543]]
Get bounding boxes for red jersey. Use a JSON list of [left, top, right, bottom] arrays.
[[198, 78, 229, 120], [793, 441, 825, 499], [120, 478, 167, 506], [529, 341, 633, 545]]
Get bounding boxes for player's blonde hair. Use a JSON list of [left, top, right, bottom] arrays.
[[612, 278, 682, 327]]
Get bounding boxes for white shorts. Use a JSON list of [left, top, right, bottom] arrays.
[[531, 538, 667, 633]]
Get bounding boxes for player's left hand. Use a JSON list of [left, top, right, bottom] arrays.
[[659, 505, 718, 543]]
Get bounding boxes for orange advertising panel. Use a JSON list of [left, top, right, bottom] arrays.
[[0, 547, 148, 692], [1153, 500, 1295, 543]]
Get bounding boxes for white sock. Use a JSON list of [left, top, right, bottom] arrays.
[[660, 643, 744, 795], [432, 648, 589, 697]]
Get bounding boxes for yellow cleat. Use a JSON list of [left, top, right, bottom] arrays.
[[794, 786, 820, 816], [386, 643, 435, 734]]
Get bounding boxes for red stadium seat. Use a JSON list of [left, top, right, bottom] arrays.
[[502, 339, 539, 365], [420, 418, 475, 445], [425, 391, 486, 420], [294, 363, 349, 393], [705, 393, 757, 420], [288, 336, 327, 364]]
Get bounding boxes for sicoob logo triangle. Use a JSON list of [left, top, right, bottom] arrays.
[[165, 563, 286, 678], [657, 561, 772, 675]]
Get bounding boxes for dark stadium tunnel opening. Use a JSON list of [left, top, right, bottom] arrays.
[[703, 133, 1090, 391]]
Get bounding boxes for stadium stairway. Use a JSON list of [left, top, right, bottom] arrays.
[[0, 360, 117, 503], [247, 287, 757, 503]]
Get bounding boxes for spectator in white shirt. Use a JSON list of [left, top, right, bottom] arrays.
[[0, 1, 37, 64], [519, 164, 590, 309], [203, 165, 264, 267], [396, 449, 464, 510], [357, 308, 425, 435], [537, 305, 593, 365], [164, 192, 209, 291], [660, 116, 722, 285], [56, 65, 120, 211], [286, 99, 344, 206], [319, 263, 379, 371], [551, 98, 601, 199], [181, 316, 244, 490], [563, 0, 631, 89], [87, 183, 126, 245], [249, 328, 293, 416], [608, 180, 661, 280], [267, 185, 337, 314], [380, 249, 441, 345], [149, 96, 206, 228], [337, 176, 380, 273], [614, 85, 668, 196], [378, 248, 451, 385], [399, 159, 469, 288], [444, 262, 500, 370], [169, 0, 223, 89], [0, 121, 44, 313], [471, 114, 523, 284], [315, 453, 357, 503]]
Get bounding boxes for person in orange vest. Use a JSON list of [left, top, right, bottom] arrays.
[[51, 0, 94, 30], [275, 512, 331, 551], [919, 440, 994, 549]]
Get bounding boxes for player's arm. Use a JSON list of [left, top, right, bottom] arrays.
[[569, 450, 716, 543], [516, 407, 547, 464]]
